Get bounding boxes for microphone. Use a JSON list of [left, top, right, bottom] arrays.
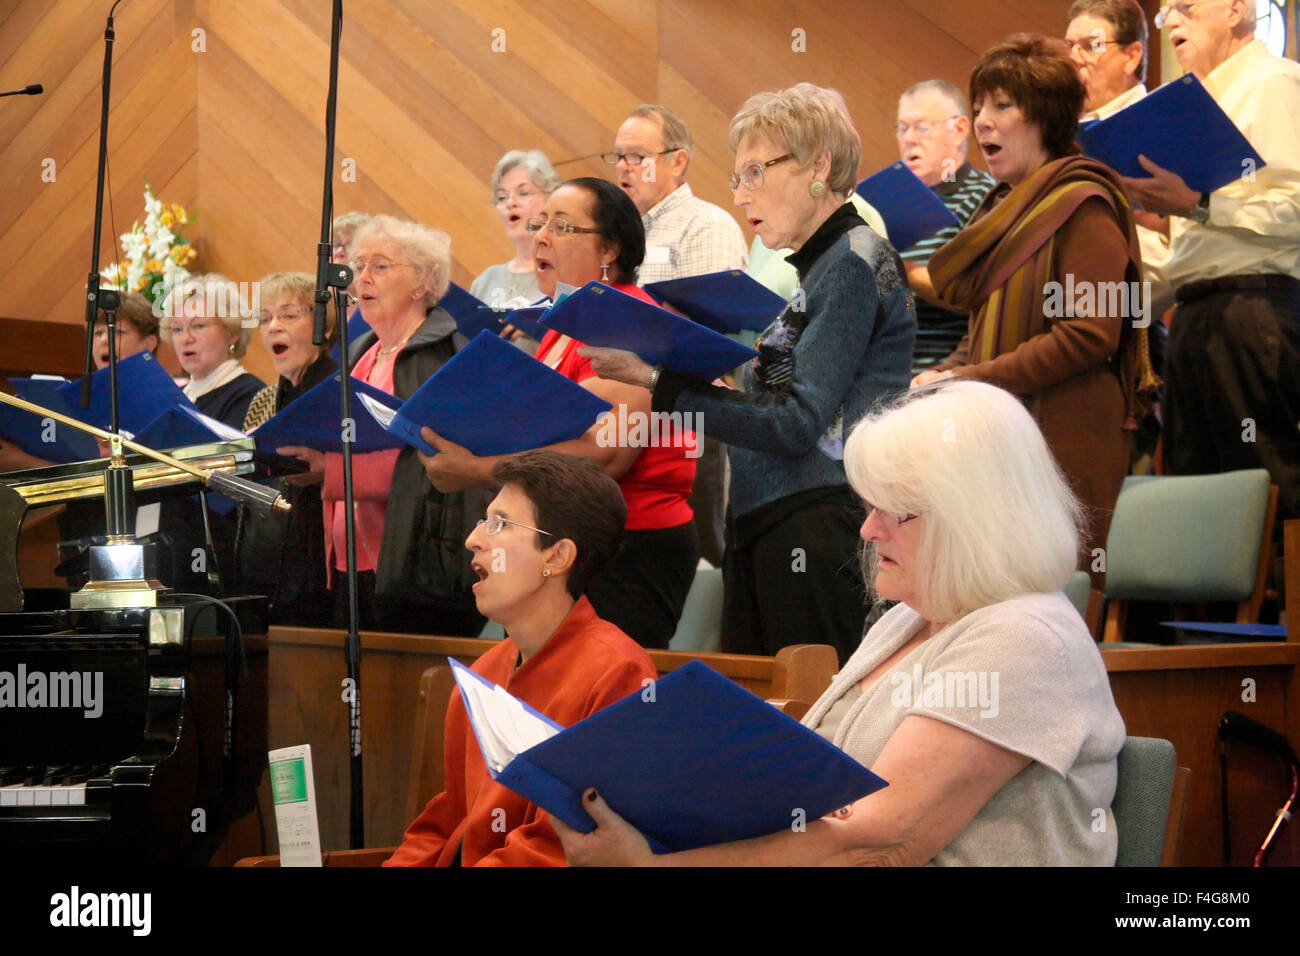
[[0, 84, 43, 97]]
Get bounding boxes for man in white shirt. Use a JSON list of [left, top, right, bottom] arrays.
[[1122, 0, 1300, 522], [1067, 0, 1150, 122], [605, 104, 749, 566]]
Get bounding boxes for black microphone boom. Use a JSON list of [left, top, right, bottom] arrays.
[[0, 83, 43, 97]]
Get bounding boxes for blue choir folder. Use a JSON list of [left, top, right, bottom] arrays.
[[251, 374, 406, 454], [855, 162, 961, 252], [644, 270, 787, 334], [439, 282, 509, 341], [55, 351, 190, 434], [11, 376, 71, 408], [1077, 74, 1266, 194], [1160, 621, 1287, 639], [381, 330, 612, 455], [451, 658, 887, 854], [538, 281, 758, 380], [131, 404, 243, 450], [0, 384, 99, 464]]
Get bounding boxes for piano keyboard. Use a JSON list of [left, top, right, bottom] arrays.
[[0, 768, 105, 808]]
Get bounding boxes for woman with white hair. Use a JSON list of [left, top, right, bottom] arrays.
[[470, 150, 561, 312], [164, 273, 264, 429], [557, 380, 1126, 866], [584, 82, 916, 664], [277, 215, 489, 635]]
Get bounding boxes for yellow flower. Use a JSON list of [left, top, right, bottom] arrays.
[[134, 277, 149, 292], [183, 246, 197, 264], [145, 258, 162, 273], [161, 211, 174, 227]]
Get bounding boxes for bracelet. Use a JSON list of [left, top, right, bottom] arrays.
[[647, 365, 662, 392]]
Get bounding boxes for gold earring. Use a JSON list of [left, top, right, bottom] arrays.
[[809, 180, 827, 198], [600, 262, 610, 282], [228, 343, 236, 354], [543, 568, 552, 577]]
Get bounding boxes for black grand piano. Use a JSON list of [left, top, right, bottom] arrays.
[[0, 439, 288, 864]]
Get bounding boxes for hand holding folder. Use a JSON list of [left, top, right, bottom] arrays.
[[539, 282, 758, 380], [1076, 74, 1265, 194], [644, 270, 787, 334], [380, 330, 613, 456], [451, 658, 887, 854], [855, 162, 961, 252]]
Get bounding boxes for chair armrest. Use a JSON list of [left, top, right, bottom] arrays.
[[768, 698, 811, 721]]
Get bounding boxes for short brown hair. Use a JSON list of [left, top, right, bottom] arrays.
[[97, 290, 158, 343], [1067, 0, 1149, 83], [969, 34, 1084, 160], [490, 451, 627, 600]]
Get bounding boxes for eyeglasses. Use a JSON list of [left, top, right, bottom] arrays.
[[92, 326, 131, 341], [600, 149, 680, 167], [494, 185, 541, 205], [169, 319, 219, 337], [257, 305, 313, 328], [476, 514, 553, 537], [525, 216, 601, 237], [349, 257, 409, 277], [866, 505, 920, 530], [1063, 34, 1118, 57], [1155, 0, 1221, 28], [892, 116, 960, 140], [729, 154, 795, 192]]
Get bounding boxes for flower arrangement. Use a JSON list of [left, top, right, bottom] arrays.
[[100, 181, 198, 307]]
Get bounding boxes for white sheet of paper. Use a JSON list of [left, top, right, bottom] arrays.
[[134, 502, 160, 539], [268, 744, 323, 867], [358, 392, 398, 429]]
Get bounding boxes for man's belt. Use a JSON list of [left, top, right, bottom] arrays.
[[1175, 273, 1300, 305]]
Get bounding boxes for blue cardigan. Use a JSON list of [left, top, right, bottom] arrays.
[[654, 203, 915, 519]]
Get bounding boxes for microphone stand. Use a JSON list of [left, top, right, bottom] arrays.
[[312, 0, 364, 851]]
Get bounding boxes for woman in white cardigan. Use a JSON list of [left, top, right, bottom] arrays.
[[556, 380, 1126, 866]]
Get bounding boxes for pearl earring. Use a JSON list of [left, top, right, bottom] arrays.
[[809, 180, 827, 199]]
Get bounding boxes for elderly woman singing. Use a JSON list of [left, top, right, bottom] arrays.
[[556, 381, 1126, 866]]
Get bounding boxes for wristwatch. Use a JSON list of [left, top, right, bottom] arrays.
[[1188, 191, 1211, 224]]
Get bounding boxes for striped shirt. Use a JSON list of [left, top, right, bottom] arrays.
[[900, 162, 996, 373], [637, 183, 748, 285]]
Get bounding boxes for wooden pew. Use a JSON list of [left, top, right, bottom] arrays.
[[261, 627, 836, 853]]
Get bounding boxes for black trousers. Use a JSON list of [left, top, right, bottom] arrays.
[[1164, 280, 1300, 523], [586, 521, 700, 650], [689, 435, 728, 566], [721, 490, 869, 666]]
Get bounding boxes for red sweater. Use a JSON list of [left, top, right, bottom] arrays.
[[384, 597, 655, 866], [534, 282, 696, 530]]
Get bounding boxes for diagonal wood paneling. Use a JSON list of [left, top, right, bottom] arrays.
[[3, 0, 1076, 387]]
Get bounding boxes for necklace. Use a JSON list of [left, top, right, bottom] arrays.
[[377, 329, 416, 358]]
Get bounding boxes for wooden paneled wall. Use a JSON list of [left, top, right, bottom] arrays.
[[1, 0, 1084, 381]]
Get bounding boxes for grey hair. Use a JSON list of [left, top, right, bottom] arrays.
[[728, 83, 862, 198], [351, 215, 452, 307], [161, 272, 254, 357], [489, 150, 562, 199], [844, 380, 1083, 623], [900, 78, 973, 120]]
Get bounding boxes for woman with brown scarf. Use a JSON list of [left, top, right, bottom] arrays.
[[911, 33, 1157, 584]]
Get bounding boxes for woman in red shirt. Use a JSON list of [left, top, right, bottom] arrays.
[[420, 178, 699, 648]]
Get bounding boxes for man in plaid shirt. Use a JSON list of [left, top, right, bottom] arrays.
[[606, 103, 749, 567]]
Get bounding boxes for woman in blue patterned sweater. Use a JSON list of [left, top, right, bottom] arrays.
[[583, 83, 916, 663]]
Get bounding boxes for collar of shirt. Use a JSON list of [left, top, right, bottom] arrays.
[[1204, 38, 1268, 100], [786, 201, 867, 279], [1080, 82, 1147, 124], [642, 182, 693, 225], [183, 358, 243, 401]]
